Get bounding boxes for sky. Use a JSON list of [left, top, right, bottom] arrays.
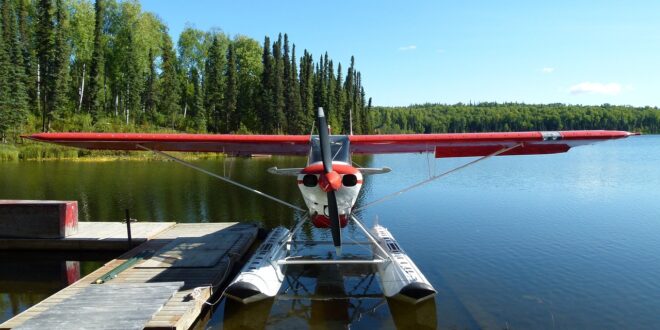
[[140, 0, 660, 107]]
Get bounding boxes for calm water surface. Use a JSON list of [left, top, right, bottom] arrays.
[[0, 135, 658, 329]]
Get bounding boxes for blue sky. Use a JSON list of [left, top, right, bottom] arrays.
[[140, 0, 660, 107]]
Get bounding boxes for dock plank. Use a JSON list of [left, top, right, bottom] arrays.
[[0, 222, 176, 250], [0, 222, 257, 330], [14, 282, 183, 330]]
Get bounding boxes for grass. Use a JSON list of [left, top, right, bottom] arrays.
[[0, 144, 20, 161], [1, 142, 225, 162]]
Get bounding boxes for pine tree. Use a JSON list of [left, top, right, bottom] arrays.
[[342, 56, 355, 134], [190, 67, 206, 132], [123, 32, 141, 125], [53, 0, 70, 117], [204, 36, 224, 132], [326, 59, 336, 130], [223, 43, 238, 132], [35, 0, 56, 131], [313, 54, 325, 113], [159, 31, 181, 128], [143, 49, 157, 122], [1, 0, 16, 62], [85, 0, 105, 119], [299, 50, 314, 130], [357, 80, 369, 134], [353, 71, 363, 134], [1, 0, 28, 132], [333, 62, 344, 132], [283, 36, 303, 133], [286, 44, 303, 134], [282, 34, 292, 132], [271, 33, 285, 133], [17, 0, 36, 114], [0, 21, 14, 141], [259, 36, 273, 132], [365, 97, 372, 133]]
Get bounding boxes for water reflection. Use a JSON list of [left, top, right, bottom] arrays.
[[3, 137, 660, 328], [219, 263, 437, 329], [0, 251, 113, 324]]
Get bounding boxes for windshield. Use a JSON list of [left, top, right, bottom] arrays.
[[309, 136, 350, 164]]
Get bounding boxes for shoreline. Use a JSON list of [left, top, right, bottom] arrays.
[[0, 143, 226, 162]]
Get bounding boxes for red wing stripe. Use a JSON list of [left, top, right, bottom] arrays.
[[350, 131, 635, 157], [24, 133, 312, 155], [25, 130, 637, 158]]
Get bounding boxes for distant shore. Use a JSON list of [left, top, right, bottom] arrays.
[[0, 143, 225, 161]]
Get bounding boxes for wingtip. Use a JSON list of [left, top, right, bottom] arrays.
[[20, 134, 36, 141]]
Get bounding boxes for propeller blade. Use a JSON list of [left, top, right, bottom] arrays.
[[317, 108, 333, 174], [326, 190, 342, 255], [318, 107, 341, 254]]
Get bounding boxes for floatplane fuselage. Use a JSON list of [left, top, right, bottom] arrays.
[[25, 107, 637, 306]]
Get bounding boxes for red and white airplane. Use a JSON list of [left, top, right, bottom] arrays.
[[26, 108, 638, 303]]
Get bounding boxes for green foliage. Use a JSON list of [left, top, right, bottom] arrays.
[[223, 43, 238, 132], [84, 0, 104, 117], [372, 103, 660, 134], [0, 144, 20, 161], [233, 35, 262, 130], [18, 143, 80, 160], [204, 35, 227, 132], [0, 0, 28, 141], [2, 0, 371, 147], [271, 34, 286, 133], [158, 31, 180, 128]]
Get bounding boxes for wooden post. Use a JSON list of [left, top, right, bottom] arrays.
[[125, 209, 132, 249]]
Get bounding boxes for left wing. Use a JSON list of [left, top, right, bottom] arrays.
[[349, 131, 637, 158], [24, 133, 311, 156], [25, 130, 637, 158]]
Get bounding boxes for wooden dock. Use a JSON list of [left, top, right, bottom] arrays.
[[0, 222, 258, 330], [0, 221, 176, 251]]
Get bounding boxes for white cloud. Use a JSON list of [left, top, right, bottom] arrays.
[[569, 82, 622, 95], [398, 45, 417, 51], [541, 67, 555, 74]]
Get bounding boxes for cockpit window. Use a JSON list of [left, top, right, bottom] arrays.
[[309, 136, 350, 164]]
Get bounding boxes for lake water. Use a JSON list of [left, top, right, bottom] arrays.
[[0, 135, 658, 329]]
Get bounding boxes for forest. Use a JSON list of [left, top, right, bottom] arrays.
[[1, 0, 659, 151], [371, 103, 660, 134], [0, 0, 372, 143]]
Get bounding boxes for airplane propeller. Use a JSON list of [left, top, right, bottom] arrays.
[[317, 107, 342, 255]]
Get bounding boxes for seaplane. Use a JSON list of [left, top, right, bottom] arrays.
[[25, 108, 637, 306]]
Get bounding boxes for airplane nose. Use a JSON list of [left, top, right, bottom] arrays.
[[319, 171, 342, 192]]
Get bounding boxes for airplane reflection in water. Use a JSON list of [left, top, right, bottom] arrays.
[[221, 238, 437, 329], [223, 263, 437, 329]]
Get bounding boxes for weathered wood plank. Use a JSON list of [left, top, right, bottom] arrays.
[[14, 282, 183, 330], [0, 222, 258, 330], [0, 222, 176, 251]]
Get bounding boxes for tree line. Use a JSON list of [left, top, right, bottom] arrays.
[[0, 0, 372, 142], [372, 103, 660, 134]]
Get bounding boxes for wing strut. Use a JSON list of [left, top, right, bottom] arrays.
[[136, 144, 305, 212], [354, 143, 523, 212]]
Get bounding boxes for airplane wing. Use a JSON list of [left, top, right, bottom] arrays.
[[24, 132, 311, 156], [349, 131, 638, 158], [25, 130, 637, 158]]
